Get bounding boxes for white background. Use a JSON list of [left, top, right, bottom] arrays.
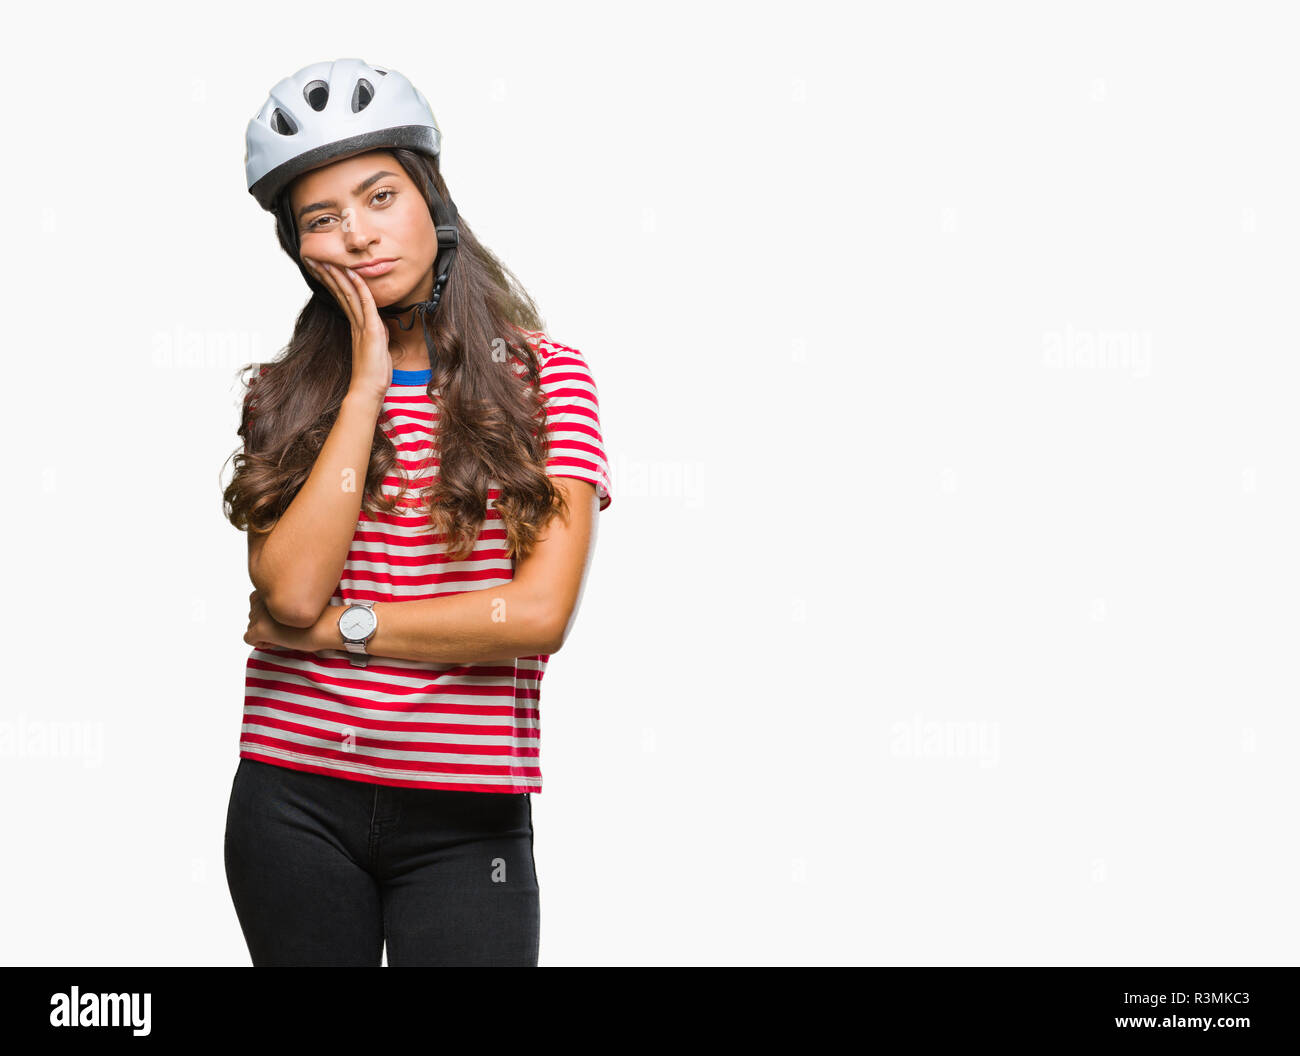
[[3, 0, 1297, 967]]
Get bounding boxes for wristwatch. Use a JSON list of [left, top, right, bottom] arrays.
[[338, 601, 378, 666]]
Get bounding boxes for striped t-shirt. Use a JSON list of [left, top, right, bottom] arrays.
[[239, 329, 611, 793]]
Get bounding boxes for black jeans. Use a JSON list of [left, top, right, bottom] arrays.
[[224, 757, 540, 966]]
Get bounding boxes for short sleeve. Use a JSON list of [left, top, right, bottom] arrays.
[[538, 345, 612, 511]]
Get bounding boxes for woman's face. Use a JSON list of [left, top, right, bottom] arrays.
[[289, 150, 437, 304]]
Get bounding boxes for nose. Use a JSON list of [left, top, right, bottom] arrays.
[[341, 208, 376, 250]]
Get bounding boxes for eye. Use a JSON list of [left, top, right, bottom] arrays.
[[304, 189, 396, 232]]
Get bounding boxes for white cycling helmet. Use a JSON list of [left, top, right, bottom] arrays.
[[243, 58, 460, 357], [245, 57, 441, 210]]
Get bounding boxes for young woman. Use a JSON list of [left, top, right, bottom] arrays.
[[221, 58, 612, 967]]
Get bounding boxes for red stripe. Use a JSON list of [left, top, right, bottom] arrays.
[[246, 665, 526, 704], [241, 713, 538, 751], [239, 735, 540, 773], [238, 749, 540, 792]]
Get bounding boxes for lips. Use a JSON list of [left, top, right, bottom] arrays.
[[352, 258, 397, 277]]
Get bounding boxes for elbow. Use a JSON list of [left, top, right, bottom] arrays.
[[254, 571, 329, 628], [265, 592, 322, 629], [538, 605, 573, 655]]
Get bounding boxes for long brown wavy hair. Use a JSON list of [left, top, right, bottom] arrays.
[[221, 147, 567, 562]]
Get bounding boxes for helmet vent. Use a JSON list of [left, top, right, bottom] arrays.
[[270, 108, 298, 135], [351, 78, 374, 112], [303, 79, 330, 111], [373, 68, 388, 75]]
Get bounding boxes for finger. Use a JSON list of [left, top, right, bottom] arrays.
[[302, 256, 330, 289], [308, 260, 362, 331], [350, 265, 383, 315], [310, 259, 350, 316], [335, 265, 376, 334], [327, 263, 366, 331], [341, 265, 388, 340]]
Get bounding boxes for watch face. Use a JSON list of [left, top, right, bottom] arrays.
[[340, 606, 376, 638]]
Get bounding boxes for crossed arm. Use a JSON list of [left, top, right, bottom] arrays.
[[245, 476, 600, 664]]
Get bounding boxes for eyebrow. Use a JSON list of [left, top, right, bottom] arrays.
[[296, 170, 400, 224]]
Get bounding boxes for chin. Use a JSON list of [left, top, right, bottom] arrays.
[[376, 283, 422, 309], [379, 281, 431, 308]]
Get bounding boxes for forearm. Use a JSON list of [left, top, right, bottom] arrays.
[[312, 581, 561, 664], [254, 391, 385, 626]]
